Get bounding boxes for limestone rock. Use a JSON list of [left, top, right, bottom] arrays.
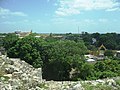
[[0, 55, 42, 90], [106, 79, 116, 86], [73, 83, 83, 90], [5, 67, 14, 74], [1, 55, 120, 90]]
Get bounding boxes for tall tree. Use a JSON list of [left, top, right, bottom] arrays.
[[3, 33, 19, 50], [7, 36, 45, 68], [42, 40, 87, 80]]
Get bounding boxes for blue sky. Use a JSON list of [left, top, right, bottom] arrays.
[[0, 0, 120, 33]]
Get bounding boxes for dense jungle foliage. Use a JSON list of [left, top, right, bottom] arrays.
[[1, 32, 120, 80]]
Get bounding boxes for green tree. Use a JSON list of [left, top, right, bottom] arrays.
[[3, 33, 19, 50], [104, 50, 114, 57], [75, 63, 95, 80], [97, 33, 117, 50], [94, 60, 120, 79], [7, 36, 45, 68], [65, 33, 81, 42], [42, 40, 87, 80]]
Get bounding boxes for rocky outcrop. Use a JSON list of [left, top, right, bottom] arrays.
[[0, 55, 42, 90], [41, 81, 84, 90], [0, 55, 120, 90]]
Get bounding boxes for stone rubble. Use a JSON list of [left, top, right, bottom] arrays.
[[42, 81, 84, 90], [0, 55, 120, 90], [0, 55, 42, 90]]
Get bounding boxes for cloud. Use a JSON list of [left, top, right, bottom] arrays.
[[0, 7, 27, 18], [55, 0, 120, 16], [98, 19, 108, 23], [56, 7, 80, 16], [106, 7, 120, 11]]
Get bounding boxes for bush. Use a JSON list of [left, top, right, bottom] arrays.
[[104, 50, 114, 57], [99, 71, 118, 79]]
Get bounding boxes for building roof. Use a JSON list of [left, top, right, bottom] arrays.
[[98, 44, 107, 51], [86, 59, 96, 62]]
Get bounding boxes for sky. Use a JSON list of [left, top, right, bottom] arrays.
[[0, 0, 120, 33]]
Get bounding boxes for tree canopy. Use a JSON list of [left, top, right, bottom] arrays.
[[2, 32, 120, 81]]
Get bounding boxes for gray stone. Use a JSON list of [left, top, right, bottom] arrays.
[[106, 79, 116, 86], [9, 79, 22, 86], [72, 82, 84, 90], [12, 72, 22, 79], [6, 60, 14, 65], [5, 67, 14, 74]]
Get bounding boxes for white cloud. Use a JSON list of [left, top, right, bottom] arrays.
[[98, 19, 108, 23], [0, 7, 27, 18], [56, 7, 80, 16], [106, 7, 120, 11], [56, 0, 120, 16]]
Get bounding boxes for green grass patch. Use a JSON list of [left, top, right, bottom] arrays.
[[115, 79, 120, 86], [38, 83, 49, 89], [0, 75, 10, 81]]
